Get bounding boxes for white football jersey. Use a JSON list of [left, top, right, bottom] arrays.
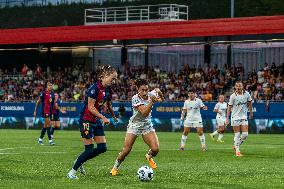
[[128, 92, 153, 128], [214, 102, 227, 119], [228, 91, 252, 121], [183, 98, 205, 122]]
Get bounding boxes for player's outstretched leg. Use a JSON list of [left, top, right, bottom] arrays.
[[180, 127, 189, 150], [111, 133, 137, 176], [209, 130, 218, 142]]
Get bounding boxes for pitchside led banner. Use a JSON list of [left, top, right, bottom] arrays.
[[0, 102, 284, 133]]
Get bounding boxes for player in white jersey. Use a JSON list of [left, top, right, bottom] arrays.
[[209, 95, 227, 143], [226, 81, 253, 157], [180, 89, 208, 151], [110, 79, 164, 176]]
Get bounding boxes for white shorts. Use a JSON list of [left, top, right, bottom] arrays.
[[127, 123, 155, 136], [216, 117, 226, 126], [184, 120, 203, 128], [231, 119, 248, 127]]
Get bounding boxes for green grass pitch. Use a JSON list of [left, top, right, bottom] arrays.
[[0, 129, 283, 189]]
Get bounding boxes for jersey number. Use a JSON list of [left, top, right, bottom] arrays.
[[83, 122, 90, 131]]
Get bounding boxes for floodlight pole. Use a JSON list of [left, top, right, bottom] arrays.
[[231, 0, 234, 18]]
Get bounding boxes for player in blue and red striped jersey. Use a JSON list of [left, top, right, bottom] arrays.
[[34, 82, 55, 146], [67, 65, 118, 179], [50, 93, 66, 139]]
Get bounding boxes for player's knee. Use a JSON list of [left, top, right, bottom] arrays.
[[97, 143, 107, 154]]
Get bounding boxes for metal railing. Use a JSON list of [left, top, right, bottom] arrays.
[[85, 4, 188, 25]]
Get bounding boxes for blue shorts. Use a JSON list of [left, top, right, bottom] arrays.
[[51, 114, 60, 121], [79, 119, 105, 139]]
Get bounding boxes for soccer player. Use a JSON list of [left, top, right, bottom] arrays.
[[180, 89, 208, 151], [50, 93, 66, 139], [226, 81, 253, 157], [67, 65, 118, 179], [209, 94, 227, 143], [110, 79, 164, 176], [34, 82, 55, 146]]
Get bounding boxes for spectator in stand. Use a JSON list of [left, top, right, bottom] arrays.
[[21, 64, 28, 76]]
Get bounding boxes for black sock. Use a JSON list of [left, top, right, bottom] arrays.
[[73, 144, 94, 171], [47, 127, 52, 140], [40, 128, 47, 139]]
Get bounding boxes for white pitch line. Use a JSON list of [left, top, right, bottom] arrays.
[[264, 146, 280, 149], [0, 148, 15, 151], [35, 152, 66, 154], [0, 153, 20, 155]]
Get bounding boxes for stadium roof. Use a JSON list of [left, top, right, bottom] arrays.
[[0, 15, 284, 47]]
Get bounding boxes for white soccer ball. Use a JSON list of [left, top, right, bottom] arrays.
[[137, 166, 154, 181]]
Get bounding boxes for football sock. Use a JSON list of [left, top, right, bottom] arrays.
[[212, 130, 218, 136], [90, 143, 107, 159], [199, 134, 205, 146], [180, 134, 187, 147], [39, 128, 47, 139], [73, 144, 94, 171], [234, 132, 241, 152], [240, 132, 248, 145], [113, 159, 122, 169], [47, 127, 52, 140]]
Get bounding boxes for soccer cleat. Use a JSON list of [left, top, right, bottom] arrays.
[[38, 139, 44, 145], [145, 154, 157, 169], [209, 134, 215, 141], [235, 151, 243, 157], [78, 165, 86, 175], [67, 172, 79, 180], [179, 145, 185, 151], [49, 140, 55, 146], [216, 139, 224, 143], [110, 168, 118, 176]]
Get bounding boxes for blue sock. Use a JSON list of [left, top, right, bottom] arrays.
[[40, 128, 47, 139], [90, 143, 107, 158], [47, 127, 52, 140], [73, 144, 94, 171], [51, 127, 55, 135]]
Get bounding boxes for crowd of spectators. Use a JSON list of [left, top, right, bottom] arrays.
[[0, 62, 283, 102]]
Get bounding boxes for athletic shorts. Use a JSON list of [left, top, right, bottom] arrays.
[[231, 119, 248, 127], [216, 117, 226, 126], [127, 122, 155, 136], [79, 119, 105, 139], [51, 114, 60, 121], [184, 119, 203, 128]]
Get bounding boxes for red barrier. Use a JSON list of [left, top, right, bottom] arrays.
[[0, 15, 284, 45]]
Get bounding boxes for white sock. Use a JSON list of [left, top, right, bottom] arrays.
[[49, 140, 53, 143], [234, 132, 241, 152], [199, 134, 205, 146], [211, 130, 218, 136], [180, 135, 187, 147], [217, 134, 224, 140], [113, 159, 122, 169], [240, 132, 248, 145], [69, 168, 76, 175]]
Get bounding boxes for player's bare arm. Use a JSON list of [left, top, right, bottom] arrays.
[[88, 97, 109, 124], [107, 101, 118, 122]]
